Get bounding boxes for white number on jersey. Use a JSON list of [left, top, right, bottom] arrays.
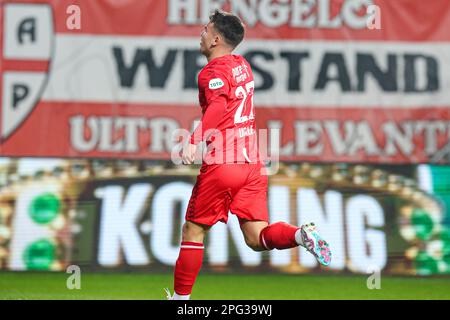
[[234, 81, 255, 125]]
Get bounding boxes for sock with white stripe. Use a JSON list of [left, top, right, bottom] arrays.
[[259, 222, 302, 250], [173, 241, 204, 299]]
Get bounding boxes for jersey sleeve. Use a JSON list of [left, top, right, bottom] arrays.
[[190, 68, 231, 144], [190, 95, 228, 144], [203, 67, 231, 105]]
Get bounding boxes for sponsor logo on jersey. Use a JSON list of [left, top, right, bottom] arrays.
[[209, 78, 224, 89]]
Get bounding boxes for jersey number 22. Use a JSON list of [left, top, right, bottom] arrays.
[[234, 81, 255, 125]]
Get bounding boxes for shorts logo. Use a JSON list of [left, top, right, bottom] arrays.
[[1, 3, 54, 141], [209, 78, 224, 90]]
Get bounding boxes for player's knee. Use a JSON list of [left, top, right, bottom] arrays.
[[241, 223, 268, 251], [182, 222, 197, 239], [182, 221, 208, 243], [244, 237, 265, 252]]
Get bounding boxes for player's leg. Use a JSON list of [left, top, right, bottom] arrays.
[[170, 164, 233, 300], [181, 219, 210, 243], [171, 220, 210, 300], [239, 220, 268, 251], [232, 165, 332, 265], [231, 165, 304, 252], [239, 219, 303, 251], [239, 218, 331, 265]]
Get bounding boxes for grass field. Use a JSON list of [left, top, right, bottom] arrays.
[[0, 272, 449, 300]]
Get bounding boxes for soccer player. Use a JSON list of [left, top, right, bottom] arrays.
[[166, 10, 332, 300]]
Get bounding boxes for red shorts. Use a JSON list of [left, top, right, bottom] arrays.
[[186, 163, 269, 226]]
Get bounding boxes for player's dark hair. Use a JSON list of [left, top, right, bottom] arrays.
[[209, 10, 245, 49]]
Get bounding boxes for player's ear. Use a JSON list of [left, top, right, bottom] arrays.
[[212, 34, 221, 47]]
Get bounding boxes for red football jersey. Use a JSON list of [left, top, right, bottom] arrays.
[[191, 54, 260, 164]]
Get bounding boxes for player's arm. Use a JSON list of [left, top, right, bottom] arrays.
[[190, 94, 228, 145], [182, 95, 228, 164], [182, 71, 229, 165]]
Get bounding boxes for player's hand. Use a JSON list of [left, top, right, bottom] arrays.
[[182, 143, 197, 165]]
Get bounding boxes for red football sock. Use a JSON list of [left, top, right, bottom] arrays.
[[174, 241, 204, 295], [259, 222, 300, 250]]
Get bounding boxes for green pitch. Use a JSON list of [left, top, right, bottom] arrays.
[[0, 272, 449, 300]]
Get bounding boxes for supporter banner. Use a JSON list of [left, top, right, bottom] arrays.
[[0, 158, 449, 275], [1, 0, 450, 163]]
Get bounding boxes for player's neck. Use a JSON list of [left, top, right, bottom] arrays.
[[206, 49, 233, 63]]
